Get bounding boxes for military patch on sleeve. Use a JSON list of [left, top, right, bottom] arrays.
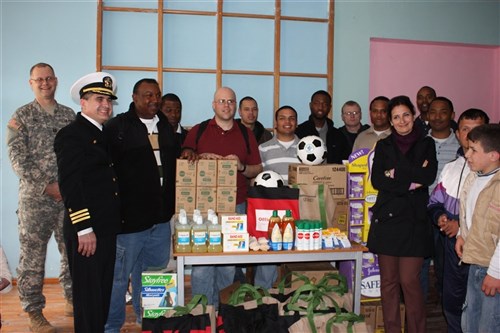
[[7, 118, 21, 131]]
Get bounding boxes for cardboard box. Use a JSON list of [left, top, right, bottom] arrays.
[[175, 186, 196, 213], [375, 303, 405, 333], [196, 159, 217, 187], [196, 186, 217, 212], [347, 149, 378, 199], [223, 232, 249, 252], [338, 252, 380, 299], [288, 163, 347, 199], [217, 160, 237, 187], [283, 262, 339, 289], [360, 303, 377, 333], [175, 159, 197, 186], [349, 200, 364, 226], [332, 199, 349, 232], [220, 213, 247, 233], [217, 187, 237, 213], [141, 272, 177, 311]]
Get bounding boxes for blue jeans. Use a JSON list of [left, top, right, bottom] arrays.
[[191, 202, 245, 308], [104, 222, 171, 333], [462, 264, 500, 333], [254, 265, 278, 289], [131, 221, 172, 323]]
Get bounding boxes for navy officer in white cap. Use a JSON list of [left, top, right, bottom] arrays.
[[54, 72, 122, 333]]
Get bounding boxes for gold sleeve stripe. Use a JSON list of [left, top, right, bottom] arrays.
[[69, 209, 91, 224], [71, 215, 91, 224], [69, 209, 89, 218]]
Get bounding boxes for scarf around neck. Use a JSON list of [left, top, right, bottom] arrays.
[[392, 125, 421, 155]]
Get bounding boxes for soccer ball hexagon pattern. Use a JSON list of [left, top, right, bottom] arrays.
[[254, 170, 285, 188], [297, 135, 327, 165]]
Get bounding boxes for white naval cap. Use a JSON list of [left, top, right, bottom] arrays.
[[70, 72, 117, 104]]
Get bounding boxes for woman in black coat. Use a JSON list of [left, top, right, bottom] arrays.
[[367, 95, 437, 333]]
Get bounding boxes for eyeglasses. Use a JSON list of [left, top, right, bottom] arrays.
[[30, 77, 56, 84], [343, 111, 360, 116], [215, 99, 236, 105]]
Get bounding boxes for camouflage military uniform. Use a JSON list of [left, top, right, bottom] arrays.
[[6, 99, 75, 313]]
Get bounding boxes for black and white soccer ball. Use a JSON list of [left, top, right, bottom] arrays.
[[254, 171, 285, 188], [297, 135, 327, 165]]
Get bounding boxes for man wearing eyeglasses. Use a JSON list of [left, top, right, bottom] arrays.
[[181, 86, 262, 307], [338, 100, 369, 153], [6, 63, 75, 333]]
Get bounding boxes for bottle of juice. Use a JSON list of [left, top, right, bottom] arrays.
[[191, 214, 207, 253], [174, 213, 191, 253], [268, 210, 282, 251], [281, 210, 295, 251], [207, 215, 223, 253]]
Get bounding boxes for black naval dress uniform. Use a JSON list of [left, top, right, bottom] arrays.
[[55, 112, 121, 332]]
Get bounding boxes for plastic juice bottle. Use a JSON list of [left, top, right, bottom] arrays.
[[268, 210, 282, 251], [174, 214, 191, 253], [207, 215, 223, 253], [191, 215, 207, 253], [281, 210, 295, 251]]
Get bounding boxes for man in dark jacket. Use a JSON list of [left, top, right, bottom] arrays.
[[161, 93, 188, 145], [295, 90, 350, 163], [104, 79, 181, 332], [55, 72, 121, 332]]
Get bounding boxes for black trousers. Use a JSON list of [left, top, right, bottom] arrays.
[[442, 236, 469, 333], [65, 229, 116, 333]]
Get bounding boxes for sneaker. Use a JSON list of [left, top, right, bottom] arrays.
[[64, 301, 74, 317], [28, 311, 56, 333]]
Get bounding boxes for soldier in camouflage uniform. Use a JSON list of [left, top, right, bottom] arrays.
[[6, 63, 75, 333]]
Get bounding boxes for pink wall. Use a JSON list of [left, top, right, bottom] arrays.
[[369, 38, 499, 123]]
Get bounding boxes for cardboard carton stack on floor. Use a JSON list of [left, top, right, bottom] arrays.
[[176, 159, 237, 214]]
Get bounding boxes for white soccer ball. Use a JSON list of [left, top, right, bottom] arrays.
[[254, 171, 285, 188], [297, 135, 327, 165]]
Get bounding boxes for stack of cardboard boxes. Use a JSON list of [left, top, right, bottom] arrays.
[[176, 159, 238, 214]]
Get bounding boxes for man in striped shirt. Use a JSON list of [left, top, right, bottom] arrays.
[[254, 105, 300, 288]]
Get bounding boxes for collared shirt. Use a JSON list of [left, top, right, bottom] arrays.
[[352, 126, 391, 153], [81, 112, 103, 131]]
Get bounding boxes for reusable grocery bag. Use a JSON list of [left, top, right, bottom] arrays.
[[142, 294, 215, 333], [246, 186, 300, 238], [293, 184, 348, 231], [216, 283, 288, 333]]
